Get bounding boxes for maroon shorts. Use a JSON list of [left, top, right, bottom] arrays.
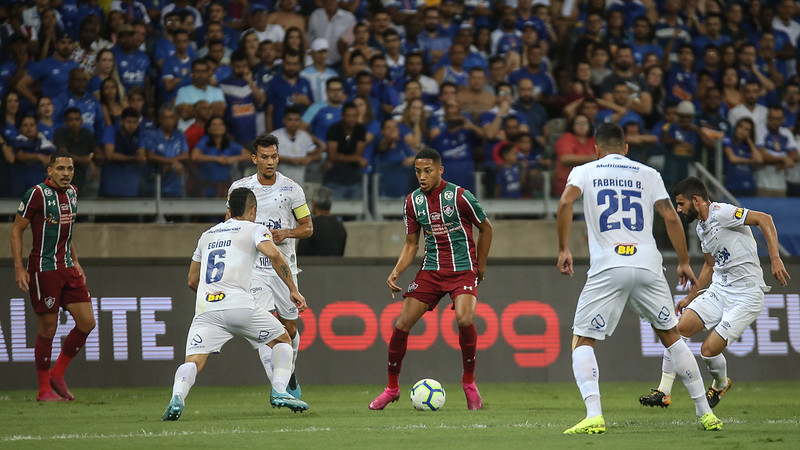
[[403, 270, 479, 310], [28, 267, 91, 314]]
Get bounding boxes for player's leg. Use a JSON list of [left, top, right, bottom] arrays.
[[50, 295, 96, 400], [453, 290, 482, 410], [34, 312, 63, 401], [162, 353, 209, 421], [252, 274, 276, 382], [369, 296, 429, 410], [270, 274, 302, 398], [641, 309, 705, 407], [563, 335, 606, 435]]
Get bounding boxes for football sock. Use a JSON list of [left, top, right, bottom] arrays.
[[258, 345, 274, 382], [667, 339, 711, 416], [458, 324, 477, 384], [290, 331, 300, 374], [51, 328, 90, 378], [702, 353, 728, 390], [271, 342, 293, 394], [172, 362, 197, 401], [35, 335, 53, 395], [657, 349, 676, 396], [572, 345, 602, 418], [387, 327, 409, 390]]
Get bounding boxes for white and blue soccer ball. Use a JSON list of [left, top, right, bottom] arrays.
[[410, 379, 446, 411]]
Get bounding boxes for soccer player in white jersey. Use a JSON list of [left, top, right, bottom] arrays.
[[640, 176, 789, 409], [557, 123, 723, 434], [228, 133, 313, 399], [161, 188, 309, 421]]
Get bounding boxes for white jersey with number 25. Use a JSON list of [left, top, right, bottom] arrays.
[[192, 218, 273, 315], [566, 154, 670, 277]]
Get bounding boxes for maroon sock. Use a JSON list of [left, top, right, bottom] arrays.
[[52, 328, 89, 378], [459, 324, 477, 384], [35, 335, 53, 394], [387, 327, 409, 390]]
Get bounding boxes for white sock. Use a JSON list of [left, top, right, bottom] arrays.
[[702, 353, 728, 390], [657, 349, 677, 395], [572, 345, 602, 418], [258, 345, 274, 382], [667, 339, 711, 416], [290, 330, 300, 374], [172, 362, 197, 402], [271, 342, 293, 394]]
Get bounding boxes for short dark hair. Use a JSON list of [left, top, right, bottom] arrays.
[[594, 122, 625, 150], [356, 70, 373, 83], [63, 107, 82, 118], [672, 176, 709, 201], [230, 49, 248, 63], [191, 58, 209, 70], [253, 133, 279, 154], [121, 107, 140, 120], [383, 28, 399, 39], [326, 77, 343, 90], [49, 150, 73, 166], [415, 147, 442, 165], [342, 101, 357, 113], [228, 187, 256, 218], [285, 104, 304, 116]]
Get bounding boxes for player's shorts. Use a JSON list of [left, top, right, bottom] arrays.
[[403, 269, 479, 310], [573, 266, 678, 340], [184, 307, 287, 356], [251, 271, 299, 320], [687, 283, 764, 345], [28, 267, 91, 314]]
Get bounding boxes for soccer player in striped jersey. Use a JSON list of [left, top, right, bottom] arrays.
[[11, 151, 96, 402], [369, 148, 493, 411]]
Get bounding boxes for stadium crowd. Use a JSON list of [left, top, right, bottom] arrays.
[[1, 0, 800, 203]]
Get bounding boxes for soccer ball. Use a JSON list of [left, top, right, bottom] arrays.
[[410, 379, 446, 411]]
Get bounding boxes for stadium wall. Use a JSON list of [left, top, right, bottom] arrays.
[[1, 259, 799, 389]]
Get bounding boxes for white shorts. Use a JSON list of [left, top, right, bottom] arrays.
[[687, 284, 764, 345], [251, 271, 299, 320], [184, 307, 286, 356], [573, 266, 678, 340]]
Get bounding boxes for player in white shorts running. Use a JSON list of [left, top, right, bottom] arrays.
[[228, 133, 313, 400], [557, 123, 722, 434], [161, 188, 309, 421], [639, 176, 789, 409]]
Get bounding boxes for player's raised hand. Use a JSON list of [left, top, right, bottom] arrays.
[[387, 271, 402, 298], [771, 257, 790, 286], [15, 267, 29, 292], [677, 262, 697, 288], [291, 291, 307, 313], [557, 250, 574, 277]]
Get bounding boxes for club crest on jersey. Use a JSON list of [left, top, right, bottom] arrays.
[[443, 191, 454, 201], [44, 188, 53, 196], [734, 208, 744, 219], [44, 296, 56, 308], [70, 196, 77, 206], [206, 292, 226, 302], [415, 194, 424, 205], [615, 244, 637, 255], [67, 188, 74, 195], [443, 205, 454, 216], [407, 282, 418, 292]]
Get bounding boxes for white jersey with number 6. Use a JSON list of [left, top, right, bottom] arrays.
[[566, 154, 670, 277], [192, 218, 273, 315]]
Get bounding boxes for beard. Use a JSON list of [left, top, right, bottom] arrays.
[[679, 208, 698, 224]]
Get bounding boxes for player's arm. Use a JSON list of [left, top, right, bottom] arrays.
[[655, 198, 698, 287], [475, 218, 493, 284], [187, 260, 200, 292], [11, 214, 31, 292], [745, 210, 790, 286], [676, 253, 714, 314], [70, 242, 86, 284], [556, 184, 581, 277], [387, 231, 420, 297], [257, 239, 307, 312]]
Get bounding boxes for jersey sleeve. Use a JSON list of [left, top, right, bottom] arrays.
[[291, 185, 311, 220], [564, 164, 585, 193], [650, 170, 670, 202], [252, 223, 273, 247], [19, 186, 43, 220], [192, 239, 203, 262], [458, 188, 487, 224], [404, 194, 420, 235], [714, 203, 748, 229]]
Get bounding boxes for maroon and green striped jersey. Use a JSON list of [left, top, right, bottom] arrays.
[[17, 179, 78, 272], [404, 181, 487, 272]]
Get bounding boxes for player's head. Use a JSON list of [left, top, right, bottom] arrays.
[[228, 187, 257, 220], [252, 133, 280, 181], [47, 150, 75, 189], [414, 148, 444, 192], [672, 176, 709, 223], [594, 122, 627, 156]]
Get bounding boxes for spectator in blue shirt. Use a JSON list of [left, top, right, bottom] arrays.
[[11, 115, 56, 197], [159, 29, 194, 104], [220, 49, 266, 146], [782, 82, 800, 129], [265, 50, 312, 132], [111, 24, 151, 96], [0, 91, 21, 143], [666, 44, 698, 102], [595, 81, 645, 129], [53, 68, 106, 143], [373, 118, 415, 198], [418, 6, 452, 66], [36, 97, 56, 142], [191, 116, 246, 197], [16, 29, 79, 109], [430, 103, 481, 193], [508, 44, 556, 106], [661, 101, 714, 188], [495, 142, 526, 199], [0, 34, 33, 102], [175, 58, 226, 130], [628, 16, 663, 66], [145, 105, 189, 197], [302, 77, 345, 143], [723, 117, 763, 196], [691, 13, 730, 61], [100, 107, 147, 198]]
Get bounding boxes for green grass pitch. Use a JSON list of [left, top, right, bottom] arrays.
[[1, 381, 798, 449]]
